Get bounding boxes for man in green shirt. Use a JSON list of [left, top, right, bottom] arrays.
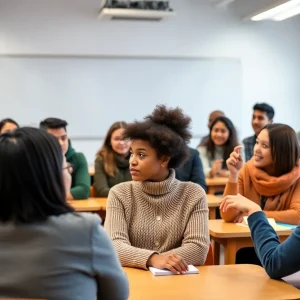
[[40, 118, 90, 200]]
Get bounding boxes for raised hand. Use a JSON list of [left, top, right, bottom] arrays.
[[226, 145, 243, 175]]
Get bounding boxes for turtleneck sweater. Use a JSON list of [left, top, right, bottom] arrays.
[[104, 169, 209, 269]]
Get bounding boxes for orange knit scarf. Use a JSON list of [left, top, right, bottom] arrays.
[[246, 159, 300, 211]]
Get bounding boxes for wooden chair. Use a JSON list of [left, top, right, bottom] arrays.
[[204, 243, 214, 265], [90, 185, 96, 197]]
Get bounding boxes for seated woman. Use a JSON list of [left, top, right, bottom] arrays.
[[220, 195, 300, 279], [221, 124, 300, 225], [0, 118, 19, 134], [94, 121, 131, 197], [104, 105, 210, 274], [198, 116, 239, 178], [0, 128, 128, 300], [221, 124, 300, 264]]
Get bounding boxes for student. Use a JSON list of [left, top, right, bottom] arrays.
[[0, 127, 129, 300], [199, 110, 225, 146], [221, 124, 300, 225], [175, 147, 207, 192], [243, 103, 274, 162], [40, 118, 90, 200], [94, 121, 131, 197], [0, 118, 19, 134], [105, 105, 210, 274], [220, 194, 300, 279], [198, 116, 239, 178]]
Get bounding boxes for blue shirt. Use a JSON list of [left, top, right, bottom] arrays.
[[248, 211, 300, 279]]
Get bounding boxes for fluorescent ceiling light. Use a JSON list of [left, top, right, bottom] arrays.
[[251, 0, 300, 21]]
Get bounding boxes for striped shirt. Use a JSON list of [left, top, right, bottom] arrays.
[[104, 169, 209, 269]]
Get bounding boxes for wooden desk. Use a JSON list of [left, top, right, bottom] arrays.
[[206, 177, 227, 194], [124, 264, 300, 300], [68, 198, 106, 211], [68, 197, 107, 220], [209, 219, 292, 265], [206, 194, 220, 219], [69, 196, 220, 220]]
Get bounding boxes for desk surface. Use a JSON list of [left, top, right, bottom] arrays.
[[209, 219, 292, 238], [124, 264, 300, 300], [68, 195, 220, 212], [68, 198, 106, 211], [206, 194, 221, 207], [206, 177, 228, 186]]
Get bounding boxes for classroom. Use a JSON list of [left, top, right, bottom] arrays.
[[1, 0, 300, 299]]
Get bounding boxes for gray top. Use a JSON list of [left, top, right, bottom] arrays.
[[0, 213, 129, 300]]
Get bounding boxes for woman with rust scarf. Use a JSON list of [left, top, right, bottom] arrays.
[[220, 124, 300, 264]]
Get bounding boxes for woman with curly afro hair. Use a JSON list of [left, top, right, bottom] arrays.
[[104, 105, 210, 274]]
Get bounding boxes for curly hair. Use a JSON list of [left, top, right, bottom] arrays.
[[124, 105, 192, 169]]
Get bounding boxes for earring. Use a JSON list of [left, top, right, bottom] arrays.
[[161, 164, 165, 168]]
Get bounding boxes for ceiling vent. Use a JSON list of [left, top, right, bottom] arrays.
[[98, 1, 176, 21]]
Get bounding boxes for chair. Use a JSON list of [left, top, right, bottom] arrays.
[[90, 185, 96, 197], [204, 243, 214, 265]]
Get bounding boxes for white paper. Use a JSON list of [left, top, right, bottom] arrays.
[[149, 265, 199, 276]]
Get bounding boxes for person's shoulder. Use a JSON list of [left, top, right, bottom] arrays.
[[95, 155, 104, 164], [68, 151, 87, 164], [110, 181, 134, 195], [243, 135, 255, 144], [197, 145, 208, 155], [177, 180, 206, 198], [188, 147, 199, 157], [48, 212, 102, 235]]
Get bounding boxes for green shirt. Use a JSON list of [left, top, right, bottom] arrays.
[[66, 141, 90, 199]]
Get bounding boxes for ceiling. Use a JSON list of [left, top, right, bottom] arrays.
[[200, 0, 292, 18]]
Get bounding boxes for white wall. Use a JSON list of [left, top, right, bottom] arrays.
[[0, 0, 300, 163]]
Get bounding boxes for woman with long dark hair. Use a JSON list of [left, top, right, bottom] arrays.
[[0, 128, 128, 300], [198, 116, 239, 178]]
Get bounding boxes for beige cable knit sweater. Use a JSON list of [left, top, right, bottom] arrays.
[[104, 169, 209, 269]]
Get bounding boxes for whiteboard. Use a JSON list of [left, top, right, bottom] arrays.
[[0, 56, 242, 138]]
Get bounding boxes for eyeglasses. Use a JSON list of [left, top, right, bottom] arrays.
[[63, 163, 73, 174]]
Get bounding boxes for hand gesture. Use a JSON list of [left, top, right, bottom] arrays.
[[210, 159, 223, 177], [220, 193, 262, 216], [147, 253, 188, 274], [226, 146, 243, 175]]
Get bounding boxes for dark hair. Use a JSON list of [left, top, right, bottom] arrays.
[[264, 124, 299, 176], [0, 118, 19, 133], [39, 118, 68, 131], [253, 103, 275, 120], [124, 105, 192, 169], [205, 116, 239, 169], [96, 121, 128, 177], [0, 127, 74, 223]]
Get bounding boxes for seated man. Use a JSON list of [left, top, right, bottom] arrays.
[[40, 118, 90, 200], [243, 103, 274, 162]]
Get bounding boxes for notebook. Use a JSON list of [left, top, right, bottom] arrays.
[[236, 216, 291, 231], [149, 265, 199, 276]]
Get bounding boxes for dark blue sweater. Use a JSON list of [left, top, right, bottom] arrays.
[[248, 211, 300, 279], [175, 148, 207, 192]]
